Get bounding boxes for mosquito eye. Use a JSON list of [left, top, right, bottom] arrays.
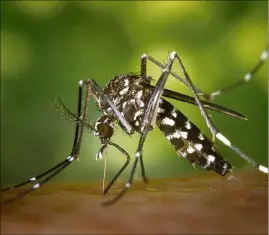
[[96, 123, 114, 139]]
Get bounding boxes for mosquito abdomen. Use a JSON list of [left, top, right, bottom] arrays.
[[156, 98, 232, 176]]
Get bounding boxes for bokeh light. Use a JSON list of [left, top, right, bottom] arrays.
[[14, 1, 64, 19], [1, 29, 32, 78]]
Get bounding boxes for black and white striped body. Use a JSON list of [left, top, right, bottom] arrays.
[[96, 73, 232, 176], [157, 99, 231, 175]]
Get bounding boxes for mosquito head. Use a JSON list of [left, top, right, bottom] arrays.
[[94, 115, 114, 144], [95, 122, 114, 140]]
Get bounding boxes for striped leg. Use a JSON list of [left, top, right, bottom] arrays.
[[171, 52, 268, 174], [202, 48, 268, 100], [140, 51, 268, 174], [141, 48, 268, 101], [1, 83, 86, 204]]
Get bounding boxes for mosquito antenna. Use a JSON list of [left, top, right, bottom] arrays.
[[52, 98, 95, 131]]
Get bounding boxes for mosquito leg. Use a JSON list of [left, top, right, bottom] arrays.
[[83, 78, 150, 188], [55, 95, 130, 195], [143, 47, 268, 102], [143, 52, 218, 140], [203, 48, 268, 101], [102, 141, 131, 195], [141, 53, 147, 78], [141, 51, 268, 174], [1, 158, 73, 204], [1, 82, 85, 204], [135, 54, 153, 184], [138, 154, 148, 184], [142, 53, 189, 88], [1, 158, 71, 193], [72, 81, 91, 157], [141, 52, 177, 132], [102, 133, 148, 206], [172, 52, 268, 174]]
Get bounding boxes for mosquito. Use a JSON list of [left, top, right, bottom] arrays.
[[1, 47, 268, 206]]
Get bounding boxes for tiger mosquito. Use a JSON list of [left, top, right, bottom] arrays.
[[1, 47, 268, 205]]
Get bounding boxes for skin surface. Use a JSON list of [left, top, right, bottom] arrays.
[[1, 170, 267, 234]]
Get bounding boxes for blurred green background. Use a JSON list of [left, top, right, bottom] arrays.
[[1, 1, 268, 187]]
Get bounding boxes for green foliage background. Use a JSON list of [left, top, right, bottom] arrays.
[[1, 1, 268, 186]]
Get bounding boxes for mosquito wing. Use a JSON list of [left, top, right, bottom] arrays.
[[147, 85, 247, 120]]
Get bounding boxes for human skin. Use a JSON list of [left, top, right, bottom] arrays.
[[1, 170, 267, 234]]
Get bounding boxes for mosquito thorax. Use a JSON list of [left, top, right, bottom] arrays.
[[99, 73, 153, 134]]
